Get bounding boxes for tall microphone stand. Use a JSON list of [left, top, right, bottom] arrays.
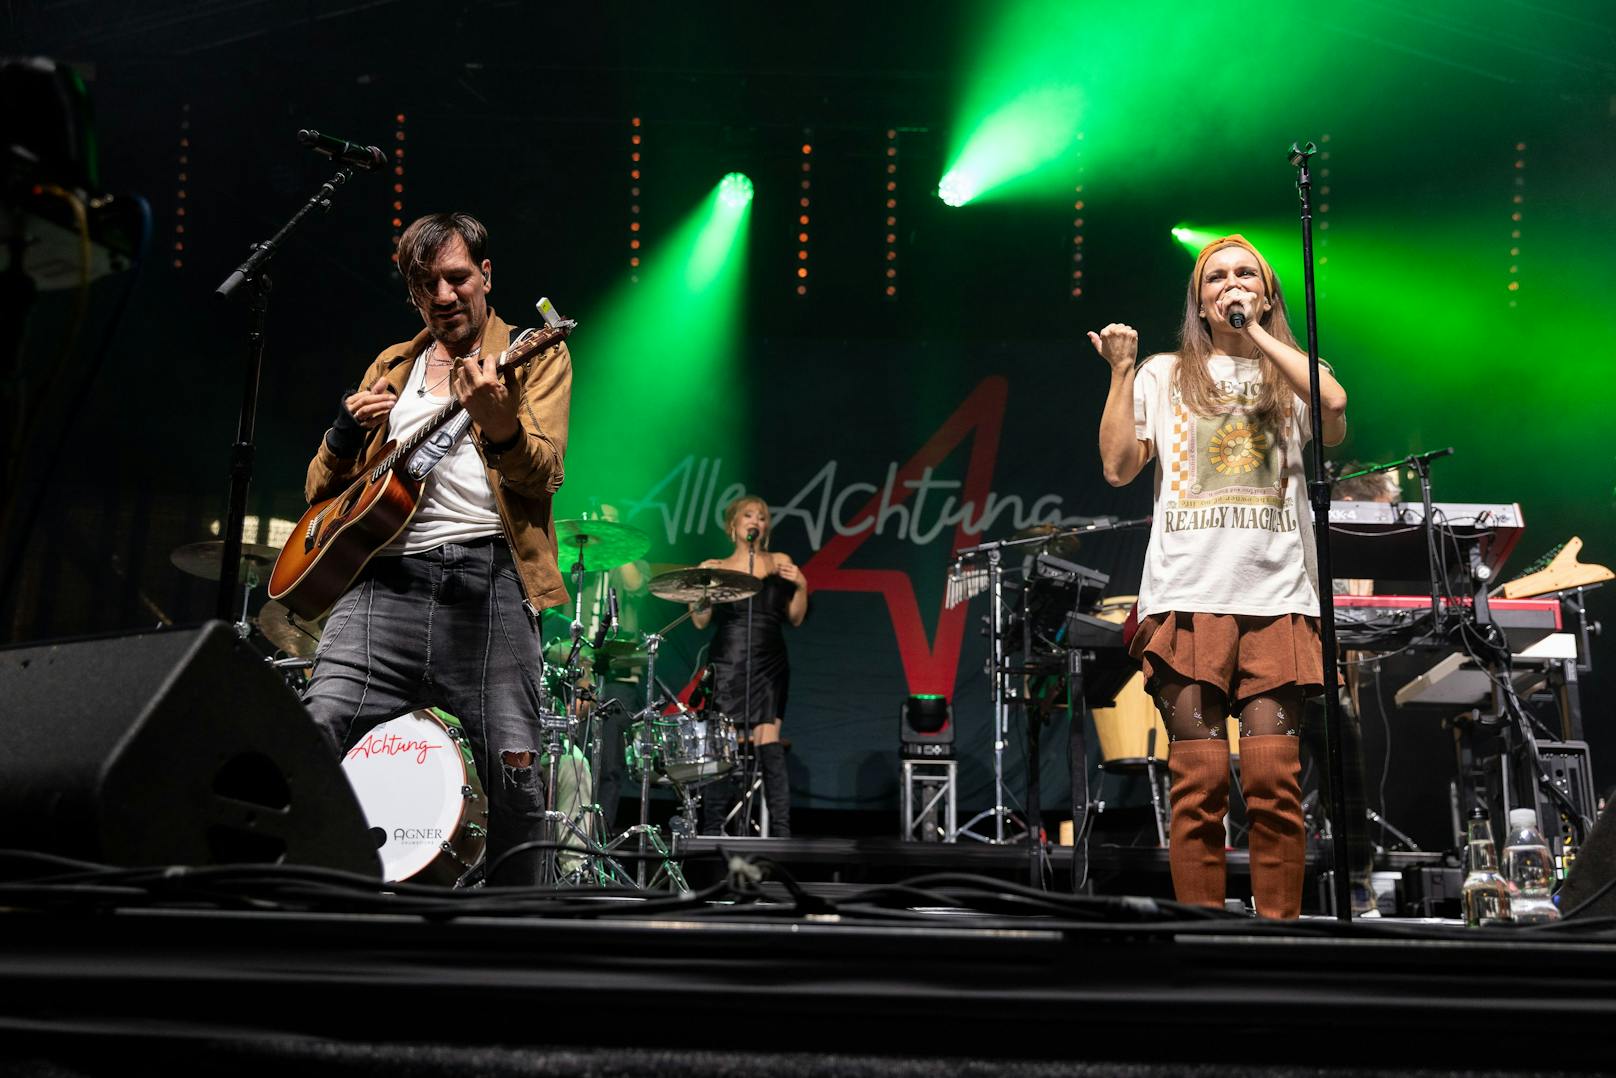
[[212, 163, 364, 618], [1290, 140, 1352, 922], [738, 532, 762, 835]]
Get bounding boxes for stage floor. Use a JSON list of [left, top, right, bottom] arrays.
[[4, 841, 1614, 1074]]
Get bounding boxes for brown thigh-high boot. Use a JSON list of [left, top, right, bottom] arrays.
[[1239, 733, 1305, 919], [1166, 738, 1231, 908]]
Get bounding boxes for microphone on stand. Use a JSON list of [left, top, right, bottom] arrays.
[[745, 528, 759, 545], [591, 588, 614, 650], [297, 129, 386, 171]]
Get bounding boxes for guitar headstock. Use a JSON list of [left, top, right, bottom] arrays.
[[499, 299, 576, 369]]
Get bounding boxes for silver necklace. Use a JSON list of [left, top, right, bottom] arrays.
[[416, 342, 479, 397]]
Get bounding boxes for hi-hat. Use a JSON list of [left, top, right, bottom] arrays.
[[554, 518, 650, 572], [648, 567, 761, 605], [1011, 523, 1081, 560], [595, 628, 645, 659], [256, 599, 326, 658], [539, 607, 577, 666], [171, 540, 280, 582]]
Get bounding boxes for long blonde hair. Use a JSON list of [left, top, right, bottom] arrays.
[[1173, 235, 1301, 432]]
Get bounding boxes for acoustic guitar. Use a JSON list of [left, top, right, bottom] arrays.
[[268, 312, 575, 620]]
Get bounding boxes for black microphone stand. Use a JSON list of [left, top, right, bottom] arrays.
[[212, 163, 363, 619], [1290, 140, 1353, 921], [740, 532, 761, 835]]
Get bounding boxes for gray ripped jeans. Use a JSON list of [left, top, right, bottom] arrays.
[[303, 536, 549, 885]]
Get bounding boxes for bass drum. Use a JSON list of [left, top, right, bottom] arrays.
[[342, 709, 488, 885], [1090, 597, 1241, 765]]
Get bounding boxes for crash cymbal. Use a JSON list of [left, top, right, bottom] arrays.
[[1011, 523, 1081, 559], [648, 567, 761, 605], [256, 600, 326, 659], [171, 540, 281, 582], [554, 518, 650, 573]]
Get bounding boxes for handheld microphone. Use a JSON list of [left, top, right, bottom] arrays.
[[1229, 305, 1248, 329], [297, 129, 386, 171]]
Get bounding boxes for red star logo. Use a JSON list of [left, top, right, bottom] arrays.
[[801, 376, 1008, 695]]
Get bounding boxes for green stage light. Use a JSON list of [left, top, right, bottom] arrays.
[[719, 171, 754, 209], [558, 178, 753, 522], [937, 170, 974, 208], [1171, 225, 1224, 254]]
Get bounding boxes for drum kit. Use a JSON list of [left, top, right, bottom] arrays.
[[543, 523, 763, 889], [170, 521, 763, 889]]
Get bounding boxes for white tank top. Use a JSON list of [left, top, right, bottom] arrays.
[[379, 350, 502, 555]]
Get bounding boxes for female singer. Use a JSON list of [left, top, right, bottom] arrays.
[[1091, 234, 1347, 918], [691, 495, 808, 836]]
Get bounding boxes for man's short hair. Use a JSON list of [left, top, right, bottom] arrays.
[[396, 212, 488, 303]]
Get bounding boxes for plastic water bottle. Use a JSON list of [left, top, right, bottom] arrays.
[[1461, 807, 1511, 927], [1502, 807, 1560, 924]]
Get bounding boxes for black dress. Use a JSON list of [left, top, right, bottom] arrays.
[[709, 572, 793, 727]]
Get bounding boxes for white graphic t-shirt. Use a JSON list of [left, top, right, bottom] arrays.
[[1133, 352, 1320, 619]]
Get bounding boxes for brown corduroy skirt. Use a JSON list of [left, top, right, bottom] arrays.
[[1129, 610, 1324, 707]]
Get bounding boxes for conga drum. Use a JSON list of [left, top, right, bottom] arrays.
[[1090, 597, 1240, 764]]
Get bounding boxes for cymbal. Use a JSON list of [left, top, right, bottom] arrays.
[[596, 628, 645, 659], [607, 654, 647, 681], [256, 600, 326, 658], [171, 540, 281, 582], [539, 608, 579, 665], [648, 567, 761, 605], [1011, 523, 1081, 560], [554, 518, 650, 573]]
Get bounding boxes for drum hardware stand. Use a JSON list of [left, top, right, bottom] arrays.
[[958, 544, 1024, 846], [955, 521, 1141, 852], [950, 520, 1148, 892], [609, 608, 697, 890], [718, 739, 769, 837], [535, 708, 601, 887]]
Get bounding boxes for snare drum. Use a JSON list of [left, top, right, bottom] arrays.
[[625, 711, 738, 787], [342, 709, 488, 885]]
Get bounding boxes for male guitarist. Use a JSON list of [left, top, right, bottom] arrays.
[[300, 212, 572, 886]]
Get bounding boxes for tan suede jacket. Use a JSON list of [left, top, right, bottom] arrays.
[[304, 311, 573, 612]]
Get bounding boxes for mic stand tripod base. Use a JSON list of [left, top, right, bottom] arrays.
[[957, 803, 1028, 845], [596, 822, 688, 893]]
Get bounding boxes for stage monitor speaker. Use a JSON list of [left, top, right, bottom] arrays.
[[1558, 797, 1616, 921], [0, 620, 380, 876]]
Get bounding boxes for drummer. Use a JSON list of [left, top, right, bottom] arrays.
[[689, 495, 807, 837]]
